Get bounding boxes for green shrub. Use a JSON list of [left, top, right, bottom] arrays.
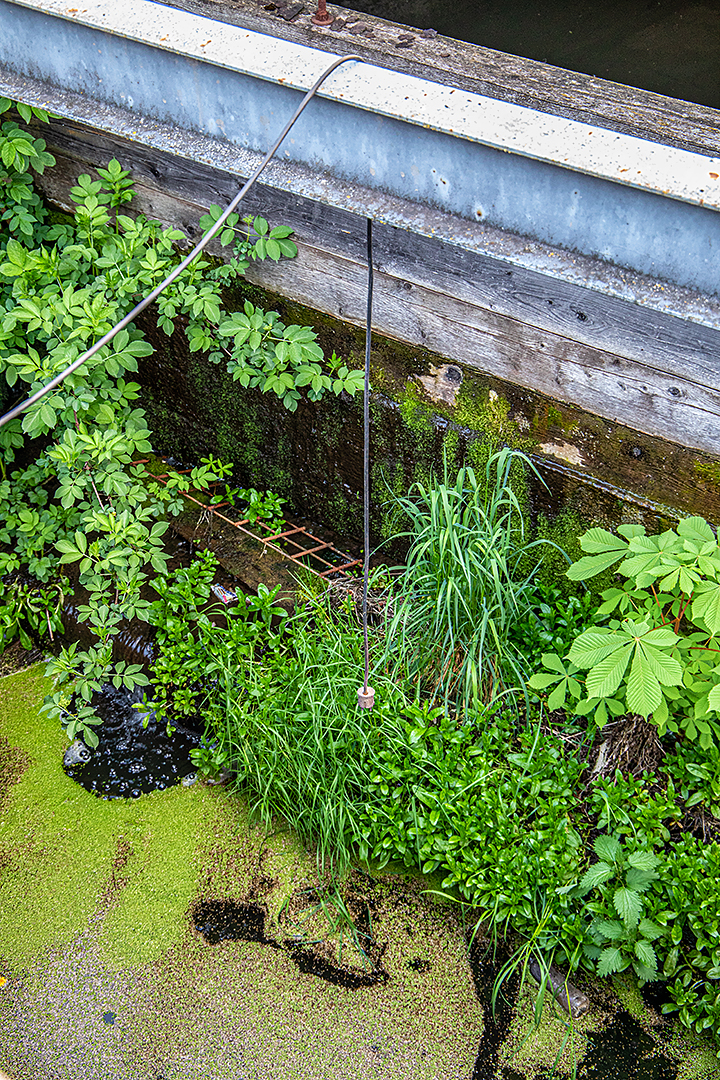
[[0, 98, 363, 744], [657, 835, 720, 1043], [577, 834, 669, 983], [531, 516, 720, 745]]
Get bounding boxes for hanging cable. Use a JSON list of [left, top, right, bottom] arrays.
[[2, 53, 379, 709], [357, 218, 374, 710], [0, 51, 363, 430]]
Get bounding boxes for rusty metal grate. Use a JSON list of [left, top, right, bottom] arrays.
[[251, 520, 361, 576], [148, 465, 361, 578]]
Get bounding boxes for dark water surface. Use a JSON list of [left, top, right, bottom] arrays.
[[63, 685, 201, 798], [336, 0, 720, 108]]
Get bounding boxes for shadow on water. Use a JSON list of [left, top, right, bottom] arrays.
[[578, 1011, 677, 1080], [193, 900, 271, 945], [191, 898, 389, 989], [63, 685, 201, 799], [466, 935, 679, 1079], [468, 939, 521, 1080]]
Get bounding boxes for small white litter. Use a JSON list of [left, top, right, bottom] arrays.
[[211, 583, 238, 605]]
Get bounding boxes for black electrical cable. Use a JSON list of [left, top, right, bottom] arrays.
[[358, 217, 374, 709], [0, 52, 363, 430]]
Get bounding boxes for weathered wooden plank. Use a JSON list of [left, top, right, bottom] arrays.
[[370, 228, 720, 388], [168, 0, 720, 157], [252, 242, 720, 453], [37, 116, 720, 383], [34, 114, 720, 457]]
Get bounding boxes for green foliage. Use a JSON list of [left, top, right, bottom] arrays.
[[663, 739, 720, 819], [143, 519, 720, 1044], [0, 97, 54, 241], [144, 548, 221, 732], [0, 574, 68, 650], [384, 448, 565, 713], [0, 100, 362, 744], [216, 587, 408, 876], [532, 517, 720, 745], [214, 483, 286, 531], [143, 548, 290, 731], [589, 773, 683, 845], [508, 580, 596, 676], [655, 835, 720, 1043], [357, 709, 586, 944], [189, 738, 231, 781], [577, 834, 669, 984]]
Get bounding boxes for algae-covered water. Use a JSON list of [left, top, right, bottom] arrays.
[[0, 665, 718, 1079], [338, 0, 720, 109]]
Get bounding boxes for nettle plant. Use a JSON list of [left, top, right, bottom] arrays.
[[578, 834, 668, 984], [0, 99, 363, 746], [531, 517, 720, 746]]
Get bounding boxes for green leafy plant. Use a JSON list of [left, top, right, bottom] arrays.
[[0, 99, 363, 744], [189, 739, 231, 782], [577, 834, 669, 983], [658, 835, 720, 1042], [215, 586, 409, 876], [664, 740, 720, 820], [216, 484, 286, 532], [0, 575, 68, 651], [531, 517, 720, 745], [508, 580, 596, 673], [589, 774, 683, 846]]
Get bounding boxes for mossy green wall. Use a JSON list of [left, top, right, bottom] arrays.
[[136, 278, 720, 579]]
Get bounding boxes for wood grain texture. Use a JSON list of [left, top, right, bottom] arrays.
[[167, 0, 720, 157], [34, 116, 720, 457]]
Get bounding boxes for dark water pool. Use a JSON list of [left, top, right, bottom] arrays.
[[336, 0, 720, 108], [63, 685, 201, 799]]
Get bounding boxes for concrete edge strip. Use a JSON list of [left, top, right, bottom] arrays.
[[2, 65, 719, 335], [8, 0, 720, 210]]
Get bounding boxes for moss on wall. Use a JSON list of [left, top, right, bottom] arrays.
[[135, 275, 720, 591]]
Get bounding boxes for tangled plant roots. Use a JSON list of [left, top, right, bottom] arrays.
[[588, 715, 665, 782]]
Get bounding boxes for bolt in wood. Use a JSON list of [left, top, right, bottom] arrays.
[[312, 0, 333, 25]]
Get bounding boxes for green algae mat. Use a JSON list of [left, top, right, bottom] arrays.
[[0, 665, 717, 1080]]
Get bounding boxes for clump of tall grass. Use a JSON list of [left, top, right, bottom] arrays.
[[384, 448, 562, 713], [216, 590, 407, 877]]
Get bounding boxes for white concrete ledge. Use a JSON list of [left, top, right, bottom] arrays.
[[10, 0, 720, 211], [2, 0, 720, 296]]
